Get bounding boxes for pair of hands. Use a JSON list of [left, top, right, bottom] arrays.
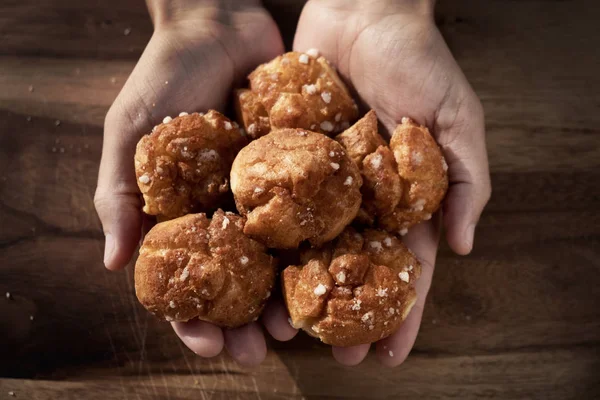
[[95, 0, 491, 367]]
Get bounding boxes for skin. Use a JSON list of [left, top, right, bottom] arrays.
[[294, 0, 491, 366], [95, 0, 491, 367]]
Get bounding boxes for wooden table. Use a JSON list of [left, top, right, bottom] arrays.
[[1, 0, 599, 398]]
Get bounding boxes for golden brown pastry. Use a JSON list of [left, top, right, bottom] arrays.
[[230, 129, 362, 249], [135, 111, 247, 220], [234, 89, 271, 139], [235, 50, 359, 139], [335, 111, 448, 235], [135, 210, 276, 327], [282, 227, 421, 347]]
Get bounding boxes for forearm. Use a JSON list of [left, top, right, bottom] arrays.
[[146, 0, 263, 30]]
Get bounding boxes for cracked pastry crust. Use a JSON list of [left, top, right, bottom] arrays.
[[281, 227, 421, 347], [235, 51, 359, 139], [230, 129, 363, 249], [135, 111, 247, 220], [134, 210, 276, 328], [335, 111, 448, 234]]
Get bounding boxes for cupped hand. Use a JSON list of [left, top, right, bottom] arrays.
[[294, 0, 491, 366], [94, 0, 296, 366]]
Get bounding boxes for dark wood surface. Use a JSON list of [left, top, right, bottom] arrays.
[[1, 0, 600, 398]]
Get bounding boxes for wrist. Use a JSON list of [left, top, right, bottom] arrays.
[[146, 0, 263, 31]]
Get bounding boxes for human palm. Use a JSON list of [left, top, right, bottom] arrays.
[[96, 0, 490, 368], [294, 0, 491, 366], [94, 4, 297, 366]]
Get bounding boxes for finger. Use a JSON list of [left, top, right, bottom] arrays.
[[292, 5, 339, 62], [224, 322, 267, 367], [443, 179, 490, 255], [332, 343, 370, 366], [95, 194, 141, 271], [404, 215, 440, 303], [261, 298, 298, 341], [172, 319, 224, 358], [436, 95, 491, 255], [376, 217, 439, 367], [95, 34, 222, 270], [376, 302, 424, 367], [95, 113, 143, 271], [94, 36, 179, 271]]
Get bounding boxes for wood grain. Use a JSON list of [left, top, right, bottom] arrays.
[[1, 0, 599, 399], [1, 347, 599, 399]]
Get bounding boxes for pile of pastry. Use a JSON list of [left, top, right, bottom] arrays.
[[134, 50, 448, 347]]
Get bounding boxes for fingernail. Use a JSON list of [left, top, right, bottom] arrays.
[[465, 224, 475, 251], [104, 233, 115, 268]]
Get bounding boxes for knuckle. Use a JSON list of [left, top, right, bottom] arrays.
[[465, 96, 485, 137], [104, 103, 127, 134], [438, 91, 485, 149], [103, 106, 118, 134], [480, 178, 492, 206], [104, 94, 151, 143], [471, 96, 485, 120], [485, 181, 492, 202], [93, 189, 109, 213], [104, 99, 128, 132]]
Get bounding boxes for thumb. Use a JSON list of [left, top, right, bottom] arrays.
[[437, 94, 491, 255], [94, 109, 144, 270], [95, 191, 142, 271]]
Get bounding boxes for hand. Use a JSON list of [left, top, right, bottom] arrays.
[[293, 0, 491, 366], [94, 0, 296, 366]]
